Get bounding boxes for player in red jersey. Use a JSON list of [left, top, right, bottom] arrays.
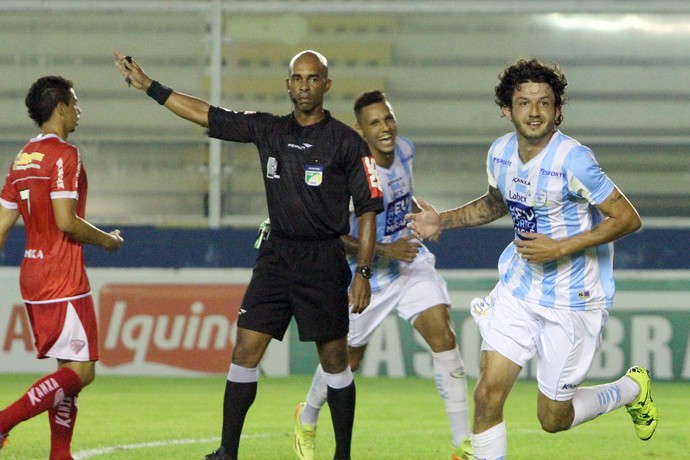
[[0, 76, 123, 458]]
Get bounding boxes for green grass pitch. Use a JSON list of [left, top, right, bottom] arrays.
[[0, 374, 687, 459]]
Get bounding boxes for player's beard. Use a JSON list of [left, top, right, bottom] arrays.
[[515, 118, 555, 146]]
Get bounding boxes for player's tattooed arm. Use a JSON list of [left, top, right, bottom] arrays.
[[440, 186, 508, 229], [608, 192, 624, 205]]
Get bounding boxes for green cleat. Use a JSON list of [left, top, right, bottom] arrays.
[[451, 438, 472, 460], [293, 402, 316, 460], [625, 366, 659, 441]]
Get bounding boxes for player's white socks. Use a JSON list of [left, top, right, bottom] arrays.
[[432, 346, 470, 446], [471, 421, 507, 460], [570, 374, 640, 428], [325, 365, 354, 389], [302, 365, 354, 425], [227, 364, 257, 383]]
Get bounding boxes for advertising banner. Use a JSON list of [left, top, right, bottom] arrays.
[[1, 268, 689, 381]]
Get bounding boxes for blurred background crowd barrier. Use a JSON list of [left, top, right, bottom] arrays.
[[1, 0, 689, 232]]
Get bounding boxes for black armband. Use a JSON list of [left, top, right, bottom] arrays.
[[146, 80, 173, 105]]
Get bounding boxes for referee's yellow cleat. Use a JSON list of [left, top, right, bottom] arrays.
[[625, 366, 659, 441], [451, 438, 472, 460], [293, 402, 316, 460]]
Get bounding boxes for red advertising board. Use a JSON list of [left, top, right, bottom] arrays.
[[99, 284, 246, 373]]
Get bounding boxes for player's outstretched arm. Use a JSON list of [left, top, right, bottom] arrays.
[[113, 50, 210, 128], [405, 197, 441, 240], [408, 187, 508, 240], [440, 186, 508, 230]]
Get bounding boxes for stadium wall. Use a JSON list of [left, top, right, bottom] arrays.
[[1, 226, 689, 381], [1, 225, 689, 270]]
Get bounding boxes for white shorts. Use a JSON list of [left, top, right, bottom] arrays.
[[26, 294, 98, 362], [348, 254, 451, 348], [471, 283, 608, 401]]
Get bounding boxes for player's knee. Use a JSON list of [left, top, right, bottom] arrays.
[[472, 387, 504, 426], [81, 370, 95, 387], [473, 383, 500, 412], [319, 350, 350, 374], [231, 342, 266, 368], [346, 345, 367, 373], [71, 366, 95, 387], [539, 417, 568, 433], [537, 410, 571, 433]]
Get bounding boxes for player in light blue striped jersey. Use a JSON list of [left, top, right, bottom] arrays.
[[294, 91, 472, 460], [407, 59, 657, 459]]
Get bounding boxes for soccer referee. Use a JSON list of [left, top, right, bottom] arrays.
[[114, 49, 383, 460]]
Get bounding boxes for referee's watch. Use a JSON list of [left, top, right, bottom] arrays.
[[355, 265, 373, 279]]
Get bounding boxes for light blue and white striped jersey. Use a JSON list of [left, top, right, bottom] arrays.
[[349, 136, 430, 292], [487, 130, 616, 310]]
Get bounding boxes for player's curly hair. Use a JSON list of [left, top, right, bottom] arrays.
[[495, 59, 568, 126], [25, 76, 73, 127]]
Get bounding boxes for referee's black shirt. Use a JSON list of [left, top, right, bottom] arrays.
[[208, 107, 383, 240]]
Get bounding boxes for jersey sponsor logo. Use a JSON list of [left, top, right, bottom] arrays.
[[266, 157, 280, 179], [99, 284, 246, 373], [287, 142, 313, 150], [362, 156, 383, 198], [493, 157, 512, 166], [27, 377, 60, 406], [56, 157, 65, 189], [508, 190, 528, 204], [512, 176, 531, 186], [53, 396, 74, 428], [507, 200, 537, 234], [13, 151, 44, 170], [384, 193, 411, 235], [24, 249, 44, 259], [540, 168, 567, 179], [577, 290, 591, 300], [304, 164, 323, 186]]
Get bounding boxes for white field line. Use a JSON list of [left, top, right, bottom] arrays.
[[73, 434, 274, 459]]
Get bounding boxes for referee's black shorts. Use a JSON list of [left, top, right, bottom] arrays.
[[238, 234, 352, 342]]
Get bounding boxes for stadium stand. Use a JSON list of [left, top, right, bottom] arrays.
[[0, 6, 688, 220]]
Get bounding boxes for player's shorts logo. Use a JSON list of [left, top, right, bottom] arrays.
[[70, 339, 86, 354], [471, 296, 494, 317]]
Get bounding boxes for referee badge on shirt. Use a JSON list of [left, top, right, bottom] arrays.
[[305, 163, 323, 186]]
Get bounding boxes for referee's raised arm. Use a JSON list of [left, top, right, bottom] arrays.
[[113, 50, 210, 128]]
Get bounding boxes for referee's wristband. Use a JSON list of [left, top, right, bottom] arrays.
[[146, 80, 173, 105]]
